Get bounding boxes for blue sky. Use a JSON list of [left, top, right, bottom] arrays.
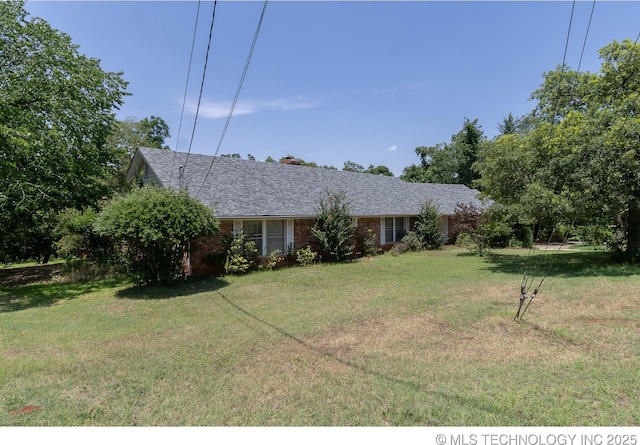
[[24, 1, 640, 176]]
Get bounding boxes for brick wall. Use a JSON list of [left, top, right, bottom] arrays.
[[293, 218, 316, 251], [189, 220, 233, 277], [188, 215, 452, 277]]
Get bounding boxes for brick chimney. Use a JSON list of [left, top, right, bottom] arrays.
[[280, 156, 301, 165]]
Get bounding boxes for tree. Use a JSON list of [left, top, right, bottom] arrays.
[[476, 39, 640, 259], [365, 165, 394, 176], [342, 160, 365, 173], [400, 118, 485, 187], [94, 186, 219, 286], [343, 161, 394, 176], [498, 112, 522, 135], [0, 1, 128, 262], [106, 115, 171, 189], [400, 163, 431, 183], [311, 191, 357, 262], [107, 116, 170, 159]]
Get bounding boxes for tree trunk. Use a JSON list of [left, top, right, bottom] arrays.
[[626, 199, 640, 260]]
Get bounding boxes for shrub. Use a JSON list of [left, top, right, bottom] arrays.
[[576, 224, 615, 246], [449, 202, 483, 244], [53, 208, 116, 263], [224, 232, 259, 275], [454, 232, 474, 248], [94, 186, 219, 286], [260, 249, 284, 271], [357, 227, 382, 257], [401, 231, 423, 251], [295, 246, 318, 266], [479, 219, 513, 248], [390, 242, 410, 256], [414, 200, 443, 250], [311, 190, 357, 262]]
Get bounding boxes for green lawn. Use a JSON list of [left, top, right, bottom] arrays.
[[1, 247, 639, 426]]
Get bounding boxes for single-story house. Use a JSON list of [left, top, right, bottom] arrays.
[[127, 147, 486, 276]]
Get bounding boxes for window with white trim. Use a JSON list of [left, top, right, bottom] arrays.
[[383, 217, 408, 243], [265, 220, 285, 254], [242, 220, 262, 249], [238, 219, 290, 256]]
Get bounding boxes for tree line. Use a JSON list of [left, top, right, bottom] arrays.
[[2, 0, 640, 264]]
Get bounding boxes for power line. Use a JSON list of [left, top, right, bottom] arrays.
[[515, 0, 581, 321], [576, 0, 596, 72], [194, 1, 269, 199], [181, 0, 219, 183], [518, 13, 640, 321], [169, 1, 202, 189]]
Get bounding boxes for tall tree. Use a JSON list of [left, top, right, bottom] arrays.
[[106, 115, 171, 189], [0, 1, 128, 262], [108, 116, 170, 159], [400, 118, 485, 187], [477, 39, 640, 259], [498, 112, 521, 135]]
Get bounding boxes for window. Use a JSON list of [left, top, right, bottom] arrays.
[[239, 219, 289, 256], [266, 220, 285, 254], [384, 217, 407, 243], [242, 220, 263, 248]]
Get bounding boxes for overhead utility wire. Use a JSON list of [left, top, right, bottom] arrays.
[[518, 4, 640, 321], [194, 1, 269, 199], [169, 1, 202, 189], [180, 0, 219, 183], [518, 0, 599, 322], [515, 0, 580, 321]]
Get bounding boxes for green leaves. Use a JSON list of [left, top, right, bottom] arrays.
[[414, 200, 443, 250], [476, 39, 640, 256], [311, 191, 357, 263], [0, 1, 129, 261], [94, 186, 219, 285], [400, 118, 485, 187]]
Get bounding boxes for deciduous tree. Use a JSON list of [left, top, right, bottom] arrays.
[[0, 1, 128, 262], [477, 39, 640, 259]]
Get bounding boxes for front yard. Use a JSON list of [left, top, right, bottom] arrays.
[[1, 247, 639, 425]]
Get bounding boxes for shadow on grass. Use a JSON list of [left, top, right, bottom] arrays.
[[0, 278, 127, 313], [115, 276, 229, 300], [216, 290, 517, 425], [479, 249, 640, 279], [1, 276, 229, 311]]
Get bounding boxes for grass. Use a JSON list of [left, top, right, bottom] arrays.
[[1, 247, 639, 426]]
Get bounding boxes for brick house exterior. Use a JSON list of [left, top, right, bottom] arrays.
[[128, 148, 485, 276]]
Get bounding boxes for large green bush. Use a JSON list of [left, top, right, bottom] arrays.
[[311, 190, 357, 262], [53, 207, 116, 262], [414, 200, 443, 250], [94, 186, 219, 286]]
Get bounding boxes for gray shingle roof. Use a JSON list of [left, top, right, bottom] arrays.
[[128, 147, 485, 218]]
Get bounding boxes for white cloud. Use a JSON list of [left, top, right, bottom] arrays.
[[184, 96, 319, 119], [388, 145, 398, 152]]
